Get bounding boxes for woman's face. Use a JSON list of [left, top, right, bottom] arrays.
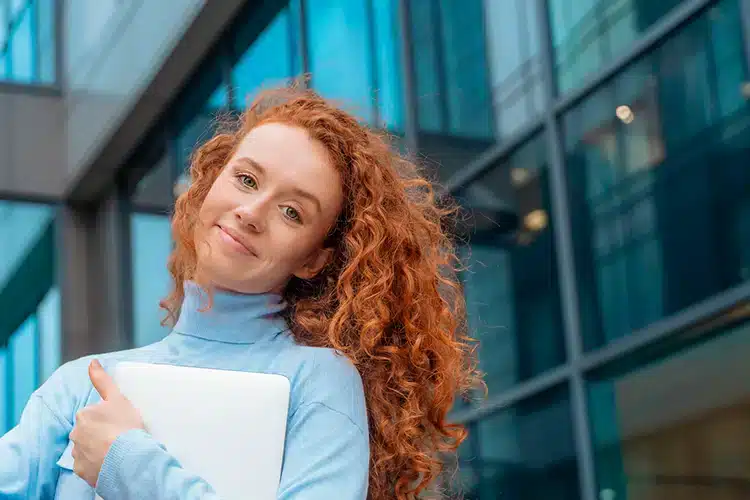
[[195, 122, 344, 294]]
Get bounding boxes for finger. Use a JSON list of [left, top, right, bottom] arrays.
[[88, 359, 121, 401]]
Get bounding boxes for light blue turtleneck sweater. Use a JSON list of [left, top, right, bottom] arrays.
[[0, 282, 370, 499]]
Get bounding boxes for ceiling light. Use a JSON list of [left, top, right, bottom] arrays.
[[524, 209, 548, 232], [616, 105, 635, 124], [511, 167, 530, 186]]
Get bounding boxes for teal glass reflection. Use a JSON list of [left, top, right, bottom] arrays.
[[564, 0, 750, 349], [410, 0, 492, 140], [1, 0, 56, 84], [548, 0, 685, 94], [131, 213, 173, 347], [232, 8, 292, 108], [38, 286, 61, 383], [588, 317, 750, 499], [306, 0, 374, 123], [457, 135, 566, 395], [0, 349, 6, 434], [484, 0, 544, 140], [10, 315, 37, 425], [370, 0, 403, 130], [0, 201, 53, 289], [452, 387, 580, 499]]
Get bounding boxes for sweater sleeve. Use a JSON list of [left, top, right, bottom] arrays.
[[0, 394, 72, 499], [95, 403, 369, 500]]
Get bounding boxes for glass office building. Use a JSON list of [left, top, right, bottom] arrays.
[[2, 1, 750, 499]]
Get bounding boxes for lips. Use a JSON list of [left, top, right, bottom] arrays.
[[216, 224, 257, 256]]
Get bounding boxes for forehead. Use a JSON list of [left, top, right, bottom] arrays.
[[232, 122, 336, 183]]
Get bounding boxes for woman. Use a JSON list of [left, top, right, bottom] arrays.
[[0, 87, 479, 499]]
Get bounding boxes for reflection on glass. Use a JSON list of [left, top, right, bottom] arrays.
[[0, 350, 6, 434], [548, 0, 684, 94], [484, 0, 545, 139], [232, 8, 293, 109], [589, 316, 750, 500], [1, 0, 56, 84], [457, 135, 566, 395], [452, 387, 580, 499], [306, 0, 402, 129], [38, 286, 61, 383], [307, 0, 373, 122], [10, 315, 37, 425], [411, 0, 493, 137], [0, 201, 53, 290], [564, 0, 750, 349], [131, 213, 173, 347], [132, 152, 174, 212]]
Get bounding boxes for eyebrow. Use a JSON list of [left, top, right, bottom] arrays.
[[235, 157, 322, 214]]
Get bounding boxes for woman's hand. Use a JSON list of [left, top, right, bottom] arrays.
[[69, 360, 146, 488]]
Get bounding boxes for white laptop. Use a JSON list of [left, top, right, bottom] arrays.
[[110, 362, 290, 500]]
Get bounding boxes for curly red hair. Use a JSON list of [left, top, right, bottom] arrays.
[[162, 86, 480, 499]]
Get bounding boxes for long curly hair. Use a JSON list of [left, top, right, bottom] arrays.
[[162, 86, 480, 499]]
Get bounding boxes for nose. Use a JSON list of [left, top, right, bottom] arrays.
[[233, 199, 267, 232]]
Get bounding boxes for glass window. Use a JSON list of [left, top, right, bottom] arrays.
[[9, 1, 33, 82], [37, 286, 60, 382], [451, 386, 580, 499], [232, 8, 293, 109], [0, 0, 55, 84], [411, 0, 493, 137], [0, 201, 53, 289], [564, 0, 750, 349], [37, 0, 55, 83], [456, 135, 566, 395], [10, 315, 37, 425], [306, 0, 374, 123], [371, 0, 403, 130], [548, 0, 685, 94], [305, 0, 403, 129], [132, 152, 174, 213], [484, 0, 545, 140], [589, 315, 750, 500], [0, 349, 6, 434], [131, 213, 172, 347]]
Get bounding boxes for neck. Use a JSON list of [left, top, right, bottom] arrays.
[[173, 281, 289, 344]]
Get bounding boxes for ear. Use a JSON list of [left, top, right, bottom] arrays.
[[293, 247, 333, 280]]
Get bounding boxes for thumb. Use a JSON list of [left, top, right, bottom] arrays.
[[89, 359, 121, 401]]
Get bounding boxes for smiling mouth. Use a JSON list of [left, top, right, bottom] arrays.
[[216, 225, 256, 256]]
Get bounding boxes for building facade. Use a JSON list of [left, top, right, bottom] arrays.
[[2, 0, 750, 499]]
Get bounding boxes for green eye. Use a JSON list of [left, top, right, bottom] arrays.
[[283, 207, 301, 222], [239, 174, 257, 189]]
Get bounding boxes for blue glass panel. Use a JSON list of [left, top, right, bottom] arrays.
[[564, 0, 750, 349], [38, 286, 60, 382], [548, 0, 685, 94], [306, 0, 374, 123], [10, 0, 25, 17], [371, 0, 402, 130], [0, 349, 7, 434], [588, 318, 750, 499], [452, 387, 580, 499], [10, 314, 37, 425], [208, 85, 228, 109], [131, 213, 173, 347], [37, 0, 55, 83], [233, 9, 291, 109], [10, 2, 32, 82], [0, 201, 53, 290]]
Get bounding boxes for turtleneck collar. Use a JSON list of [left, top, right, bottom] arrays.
[[173, 281, 289, 344]]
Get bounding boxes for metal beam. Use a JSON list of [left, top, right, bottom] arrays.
[[449, 365, 572, 424], [535, 0, 597, 499], [580, 281, 750, 373]]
